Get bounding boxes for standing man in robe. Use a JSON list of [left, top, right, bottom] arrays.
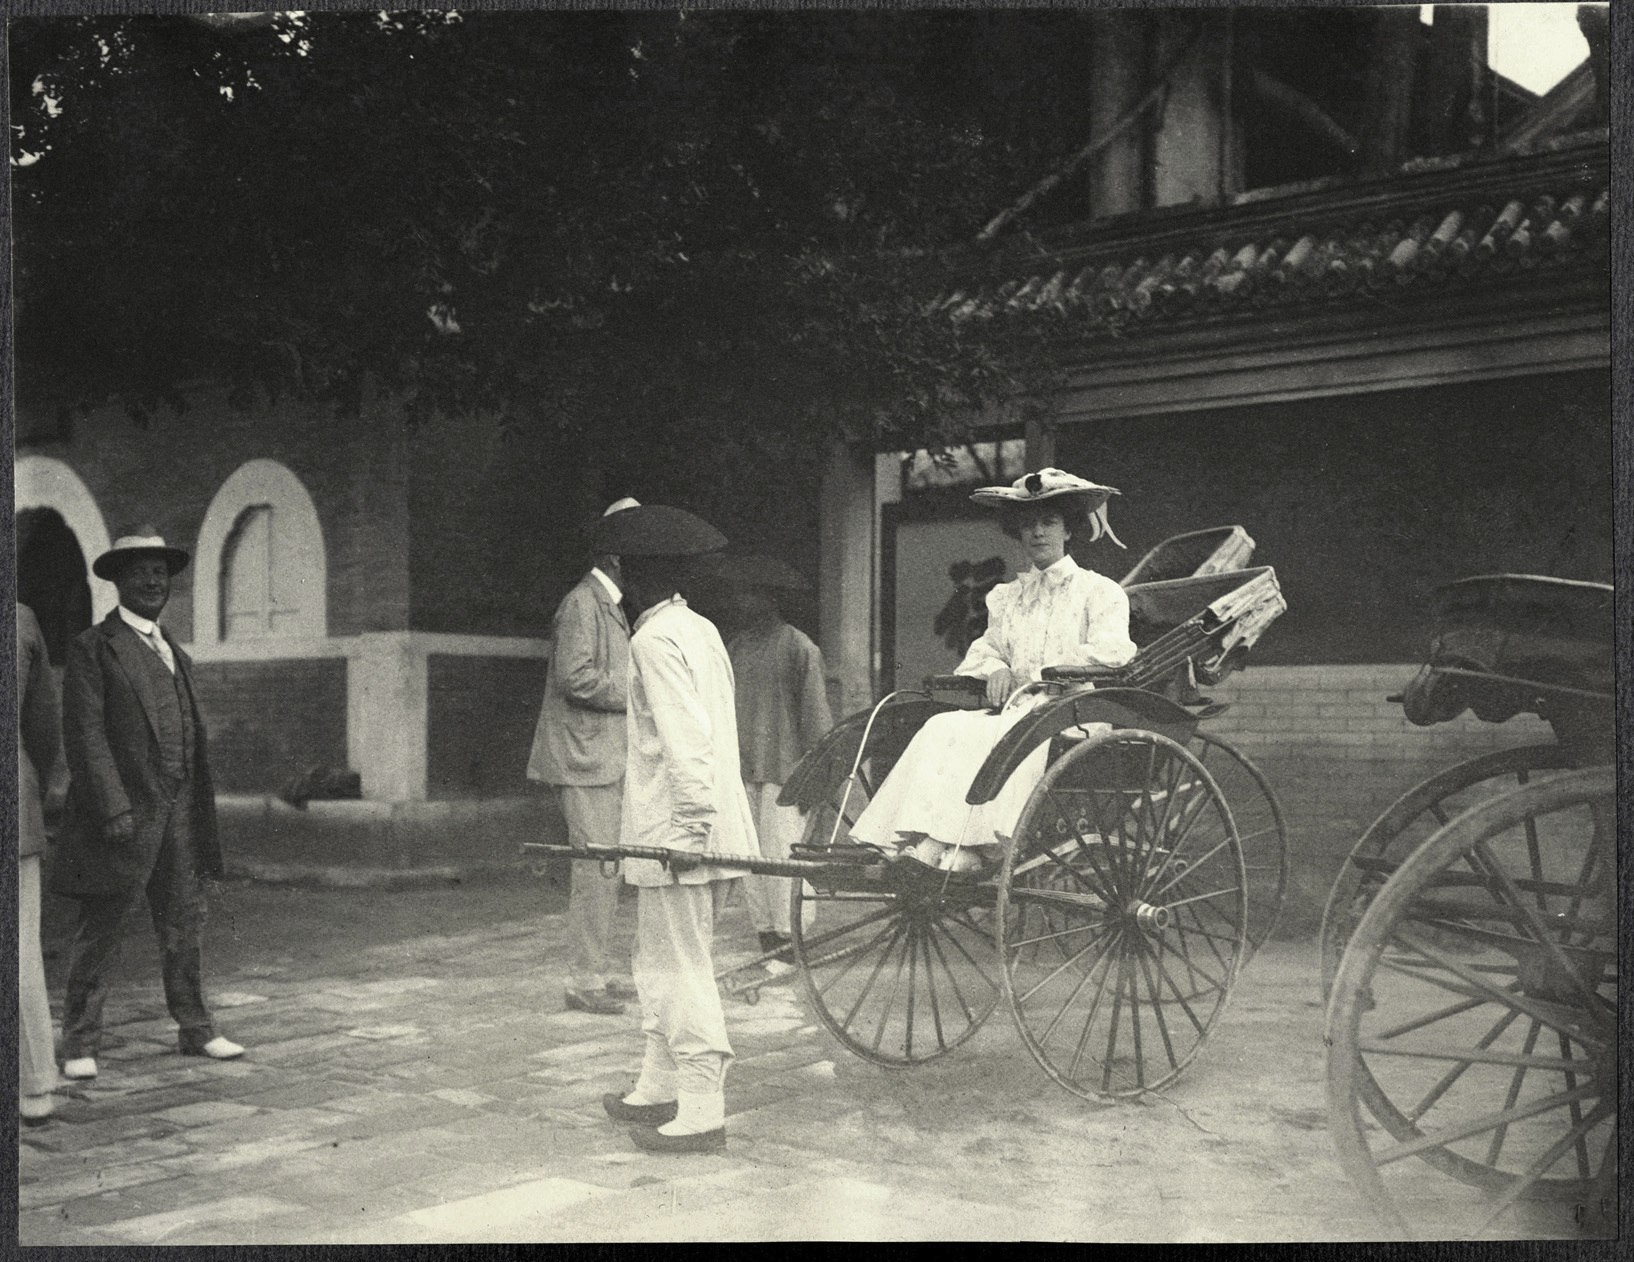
[[527, 497, 643, 1016], [722, 556, 832, 970], [595, 505, 759, 1154]]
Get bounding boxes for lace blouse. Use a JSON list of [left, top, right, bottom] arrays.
[[955, 554, 1137, 683]]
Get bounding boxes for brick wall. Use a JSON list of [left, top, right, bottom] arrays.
[[192, 659, 349, 793], [1055, 369, 1612, 664], [1201, 663, 1554, 937], [425, 654, 550, 798], [20, 384, 412, 641]]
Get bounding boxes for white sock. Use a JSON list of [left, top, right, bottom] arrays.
[[657, 1089, 725, 1136], [627, 1050, 677, 1106]]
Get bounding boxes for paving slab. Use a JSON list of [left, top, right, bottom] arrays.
[[22, 880, 1607, 1246]]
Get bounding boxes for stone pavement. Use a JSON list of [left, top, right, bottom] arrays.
[[16, 888, 1591, 1246]]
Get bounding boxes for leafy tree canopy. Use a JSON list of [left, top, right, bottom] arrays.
[[11, 9, 1100, 469]]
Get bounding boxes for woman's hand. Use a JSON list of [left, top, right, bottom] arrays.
[[985, 668, 1016, 709]]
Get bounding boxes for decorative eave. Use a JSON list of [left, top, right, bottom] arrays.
[[930, 130, 1610, 357]]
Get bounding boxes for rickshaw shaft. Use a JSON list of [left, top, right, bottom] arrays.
[[519, 840, 860, 880]]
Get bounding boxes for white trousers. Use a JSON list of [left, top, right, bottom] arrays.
[[19, 855, 58, 1095], [743, 781, 812, 937], [631, 881, 734, 1097]]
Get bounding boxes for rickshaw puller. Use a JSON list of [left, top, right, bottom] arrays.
[[594, 504, 759, 1155]]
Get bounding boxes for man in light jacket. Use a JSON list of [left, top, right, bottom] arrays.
[[526, 497, 642, 1015], [593, 504, 759, 1155], [18, 603, 65, 1124]]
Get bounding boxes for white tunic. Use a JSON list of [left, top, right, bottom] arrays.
[[852, 555, 1136, 853], [621, 596, 760, 887]]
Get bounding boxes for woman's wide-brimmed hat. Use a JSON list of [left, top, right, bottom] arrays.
[[695, 552, 809, 591], [92, 526, 191, 581], [970, 468, 1125, 547], [589, 504, 727, 557]]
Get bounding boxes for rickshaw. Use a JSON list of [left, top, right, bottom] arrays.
[[527, 528, 1290, 1102], [1319, 574, 1616, 1238]]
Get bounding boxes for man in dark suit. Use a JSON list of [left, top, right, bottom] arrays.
[[525, 497, 642, 1015], [54, 526, 244, 1080]]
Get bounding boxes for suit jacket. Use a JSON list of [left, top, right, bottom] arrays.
[[17, 605, 63, 860], [53, 610, 222, 897], [526, 571, 630, 787]]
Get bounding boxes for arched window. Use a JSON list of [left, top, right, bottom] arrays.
[[220, 503, 314, 639], [195, 460, 327, 648]]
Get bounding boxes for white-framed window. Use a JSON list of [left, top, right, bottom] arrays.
[[194, 459, 327, 648]]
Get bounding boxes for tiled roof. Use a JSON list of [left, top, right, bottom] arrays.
[[935, 154, 1609, 334]]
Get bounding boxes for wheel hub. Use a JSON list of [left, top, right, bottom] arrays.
[[1128, 900, 1171, 934]]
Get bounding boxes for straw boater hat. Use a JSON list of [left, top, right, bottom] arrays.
[[590, 504, 727, 557], [92, 526, 191, 581], [969, 467, 1125, 548]]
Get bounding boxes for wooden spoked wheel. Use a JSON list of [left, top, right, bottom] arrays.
[[1319, 744, 1572, 999], [788, 752, 1000, 1068], [1187, 731, 1288, 956], [998, 730, 1247, 1100], [1325, 767, 1616, 1239]]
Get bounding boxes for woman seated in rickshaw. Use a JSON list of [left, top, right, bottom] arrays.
[[852, 468, 1138, 873]]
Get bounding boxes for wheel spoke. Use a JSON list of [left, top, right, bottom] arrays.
[[813, 915, 903, 999], [1467, 1101, 1615, 1238], [1372, 1082, 1601, 1167], [864, 922, 915, 1053], [1018, 917, 1120, 1008], [923, 917, 981, 1027], [1469, 841, 1614, 1018], [1097, 945, 1132, 1094], [936, 910, 1002, 994], [1143, 835, 1235, 902], [918, 923, 947, 1052], [1381, 929, 1597, 1044], [1131, 932, 1181, 1072], [1031, 924, 1120, 1054], [1556, 1030, 1593, 1182], [1140, 931, 1210, 1035], [1476, 1019, 1544, 1170], [1163, 885, 1238, 910], [835, 918, 906, 1023]]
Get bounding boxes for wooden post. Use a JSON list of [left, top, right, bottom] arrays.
[[1361, 8, 1421, 171]]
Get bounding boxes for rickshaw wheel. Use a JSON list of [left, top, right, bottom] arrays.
[[1186, 731, 1288, 957], [998, 729, 1247, 1100], [1325, 768, 1615, 1239], [788, 755, 1000, 1067], [1319, 744, 1572, 1000]]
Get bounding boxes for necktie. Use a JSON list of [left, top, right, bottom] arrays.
[[145, 627, 176, 675]]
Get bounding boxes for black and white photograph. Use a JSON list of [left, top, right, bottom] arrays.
[[7, 0, 1619, 1245]]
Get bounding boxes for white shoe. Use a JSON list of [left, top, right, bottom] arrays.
[[62, 1057, 98, 1080], [183, 1036, 245, 1060]]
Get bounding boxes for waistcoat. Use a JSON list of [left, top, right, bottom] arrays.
[[126, 639, 196, 788]]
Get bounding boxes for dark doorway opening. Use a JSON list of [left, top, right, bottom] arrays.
[[17, 508, 92, 666]]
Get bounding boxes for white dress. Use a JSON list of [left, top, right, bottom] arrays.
[[851, 555, 1137, 853]]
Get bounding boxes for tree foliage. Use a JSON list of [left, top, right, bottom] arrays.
[[11, 9, 1103, 469]]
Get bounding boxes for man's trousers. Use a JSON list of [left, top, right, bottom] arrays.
[[18, 854, 58, 1094], [631, 880, 734, 1097], [60, 795, 212, 1058], [743, 781, 813, 938], [557, 780, 627, 992]]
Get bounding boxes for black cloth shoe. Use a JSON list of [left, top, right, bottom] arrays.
[[602, 1092, 678, 1125], [758, 931, 794, 963], [629, 1124, 727, 1154], [565, 988, 626, 1015]]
